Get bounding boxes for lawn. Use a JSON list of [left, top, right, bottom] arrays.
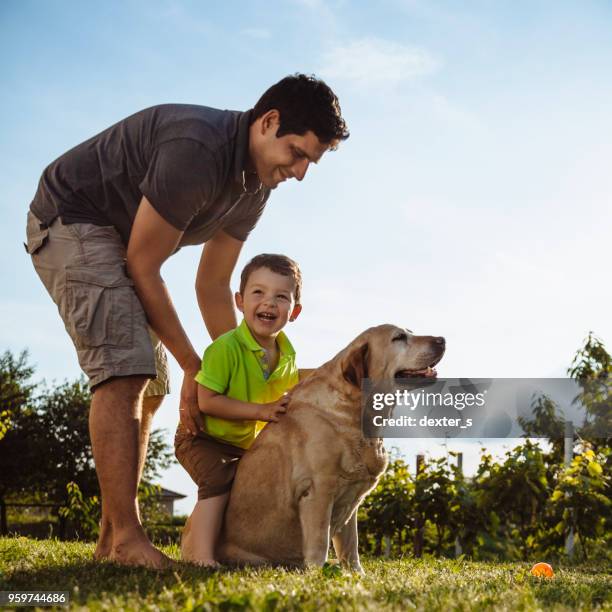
[[0, 537, 610, 611]]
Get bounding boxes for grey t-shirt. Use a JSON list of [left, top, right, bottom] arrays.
[[30, 104, 270, 247]]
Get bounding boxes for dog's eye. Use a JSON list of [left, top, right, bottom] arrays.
[[392, 333, 408, 343]]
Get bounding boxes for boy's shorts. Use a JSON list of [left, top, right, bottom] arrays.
[[25, 210, 170, 394], [174, 425, 245, 499]]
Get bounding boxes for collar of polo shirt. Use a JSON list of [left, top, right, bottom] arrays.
[[235, 319, 295, 358]]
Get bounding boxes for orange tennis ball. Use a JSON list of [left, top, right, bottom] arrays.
[[530, 562, 554, 578]]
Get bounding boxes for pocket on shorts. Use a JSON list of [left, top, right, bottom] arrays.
[[65, 266, 135, 349], [24, 213, 50, 255]]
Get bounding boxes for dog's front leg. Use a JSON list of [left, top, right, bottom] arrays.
[[298, 479, 334, 567], [332, 510, 364, 574]]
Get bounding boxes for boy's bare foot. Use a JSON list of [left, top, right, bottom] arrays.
[[109, 532, 173, 569]]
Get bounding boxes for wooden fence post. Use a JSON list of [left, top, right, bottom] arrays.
[[564, 421, 575, 558], [413, 454, 425, 557], [455, 452, 463, 557], [383, 535, 391, 558], [0, 499, 7, 535]]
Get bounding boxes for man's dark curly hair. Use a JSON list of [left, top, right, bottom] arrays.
[[252, 74, 349, 149]]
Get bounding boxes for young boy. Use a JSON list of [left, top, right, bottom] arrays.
[[175, 253, 302, 566]]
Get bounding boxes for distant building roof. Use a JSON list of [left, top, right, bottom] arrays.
[[158, 487, 187, 500], [142, 482, 187, 500]]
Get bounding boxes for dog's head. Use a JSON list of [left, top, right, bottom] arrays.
[[342, 324, 445, 389]]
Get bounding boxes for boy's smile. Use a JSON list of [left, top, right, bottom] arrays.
[[235, 266, 301, 349]]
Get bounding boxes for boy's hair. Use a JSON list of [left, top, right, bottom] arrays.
[[240, 254, 302, 304], [252, 73, 349, 149]]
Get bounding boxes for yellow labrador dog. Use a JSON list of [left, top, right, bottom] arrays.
[[192, 324, 445, 572]]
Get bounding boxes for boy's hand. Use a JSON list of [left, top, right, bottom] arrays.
[[258, 394, 290, 422]]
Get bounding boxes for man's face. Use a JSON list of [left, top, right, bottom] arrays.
[[235, 266, 301, 346], [250, 111, 331, 189]]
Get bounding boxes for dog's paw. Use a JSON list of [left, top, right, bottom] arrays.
[[338, 559, 365, 575], [350, 562, 365, 576]]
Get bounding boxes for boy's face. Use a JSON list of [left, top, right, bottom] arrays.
[[235, 266, 301, 344]]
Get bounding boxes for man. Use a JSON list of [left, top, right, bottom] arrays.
[[25, 74, 349, 568]]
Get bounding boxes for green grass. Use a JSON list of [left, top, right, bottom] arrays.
[[0, 537, 610, 611]]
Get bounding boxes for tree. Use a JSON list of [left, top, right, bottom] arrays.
[[472, 442, 550, 560], [549, 446, 611, 560], [0, 349, 175, 538], [515, 332, 611, 556], [519, 332, 611, 458], [358, 455, 414, 556], [36, 379, 99, 501], [0, 350, 41, 534], [36, 377, 174, 536], [518, 394, 565, 463], [144, 428, 174, 483], [568, 332, 611, 454], [447, 451, 481, 557], [413, 456, 457, 556]]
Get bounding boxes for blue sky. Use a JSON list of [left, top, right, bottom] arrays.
[[2, 1, 611, 513]]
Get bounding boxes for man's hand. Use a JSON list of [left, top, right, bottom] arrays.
[[257, 394, 290, 422], [179, 369, 203, 435]]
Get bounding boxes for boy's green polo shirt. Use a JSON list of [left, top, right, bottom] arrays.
[[194, 319, 299, 449]]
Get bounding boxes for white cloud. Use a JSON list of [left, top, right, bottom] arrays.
[[319, 37, 439, 87]]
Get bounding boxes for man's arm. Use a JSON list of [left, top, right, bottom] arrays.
[[126, 196, 201, 433], [195, 229, 244, 340]]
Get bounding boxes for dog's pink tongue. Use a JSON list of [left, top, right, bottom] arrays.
[[400, 367, 438, 378]]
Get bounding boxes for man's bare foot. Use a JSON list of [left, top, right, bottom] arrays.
[[192, 559, 221, 568], [109, 532, 173, 569], [93, 519, 113, 560]]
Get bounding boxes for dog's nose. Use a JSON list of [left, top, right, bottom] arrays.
[[434, 336, 445, 346]]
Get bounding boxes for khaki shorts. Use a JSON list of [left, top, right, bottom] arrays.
[[175, 425, 245, 499], [25, 210, 170, 395]]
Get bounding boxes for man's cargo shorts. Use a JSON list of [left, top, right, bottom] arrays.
[[25, 210, 170, 395]]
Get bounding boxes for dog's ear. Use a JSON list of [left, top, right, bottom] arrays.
[[342, 342, 370, 388]]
